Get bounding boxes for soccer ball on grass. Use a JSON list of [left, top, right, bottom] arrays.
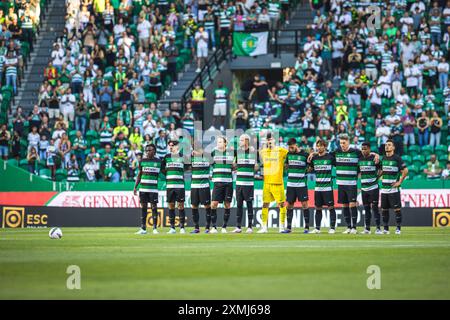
[[49, 227, 63, 239]]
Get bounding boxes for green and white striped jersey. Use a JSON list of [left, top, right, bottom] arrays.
[[286, 150, 309, 188], [332, 148, 361, 187], [310, 153, 335, 192], [236, 148, 257, 186], [212, 148, 234, 183], [21, 15, 33, 29], [191, 155, 211, 189], [214, 87, 228, 105], [5, 58, 17, 77], [139, 157, 161, 193], [162, 153, 185, 189], [430, 16, 441, 34], [268, 1, 281, 18], [358, 154, 380, 192], [204, 12, 215, 29], [219, 10, 231, 29], [381, 154, 406, 194], [365, 54, 377, 69]]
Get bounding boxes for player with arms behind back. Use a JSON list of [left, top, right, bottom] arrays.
[[283, 138, 311, 234], [380, 139, 408, 234], [358, 142, 382, 234], [308, 139, 336, 234], [210, 136, 235, 233], [259, 132, 288, 233], [190, 146, 212, 233], [161, 140, 187, 234], [333, 134, 378, 234], [234, 134, 258, 233], [134, 144, 162, 235]]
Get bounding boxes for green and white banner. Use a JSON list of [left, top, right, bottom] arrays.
[[232, 32, 268, 56]]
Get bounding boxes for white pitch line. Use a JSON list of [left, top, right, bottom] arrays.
[[19, 243, 446, 249]]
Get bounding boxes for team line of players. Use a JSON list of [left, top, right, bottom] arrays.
[[133, 132, 408, 235]]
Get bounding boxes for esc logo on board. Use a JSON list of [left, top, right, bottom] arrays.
[[1, 207, 48, 228], [433, 209, 450, 227]]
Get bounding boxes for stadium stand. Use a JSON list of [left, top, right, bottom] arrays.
[[0, 0, 449, 183]]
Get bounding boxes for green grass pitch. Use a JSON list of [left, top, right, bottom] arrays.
[[0, 227, 449, 299]]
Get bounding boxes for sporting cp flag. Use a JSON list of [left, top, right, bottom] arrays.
[[232, 32, 268, 56]]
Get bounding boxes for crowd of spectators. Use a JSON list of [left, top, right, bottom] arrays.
[[0, 0, 42, 96], [232, 0, 450, 179], [0, 0, 295, 182]]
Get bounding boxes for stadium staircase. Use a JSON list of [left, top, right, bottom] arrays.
[[14, 0, 66, 113], [158, 1, 313, 126], [276, 1, 315, 50]]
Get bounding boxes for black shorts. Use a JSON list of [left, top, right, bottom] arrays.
[[338, 187, 358, 204], [236, 185, 254, 203], [332, 57, 342, 68], [314, 190, 334, 208], [167, 188, 185, 203], [191, 187, 211, 207], [212, 182, 233, 203], [139, 192, 158, 205], [220, 28, 230, 38], [381, 192, 401, 210], [362, 188, 380, 206], [286, 187, 309, 204]]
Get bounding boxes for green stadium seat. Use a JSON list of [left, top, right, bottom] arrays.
[[435, 145, 447, 157], [105, 66, 115, 76], [407, 167, 417, 178], [55, 169, 67, 182], [68, 130, 78, 142], [39, 168, 52, 180], [112, 101, 122, 110], [401, 155, 412, 166], [19, 159, 29, 171], [7, 159, 18, 167], [307, 136, 316, 145], [365, 125, 375, 135], [408, 145, 420, 156], [412, 163, 422, 174], [438, 154, 448, 163], [89, 139, 100, 150], [412, 155, 425, 166], [145, 92, 157, 103], [86, 130, 99, 142], [421, 145, 434, 158]]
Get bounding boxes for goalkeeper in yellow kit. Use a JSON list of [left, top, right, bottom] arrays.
[[258, 132, 289, 233]]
